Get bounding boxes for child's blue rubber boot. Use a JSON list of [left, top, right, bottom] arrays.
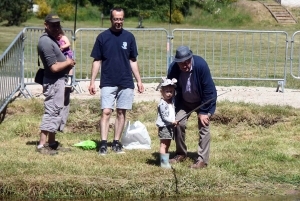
[[160, 153, 172, 169]]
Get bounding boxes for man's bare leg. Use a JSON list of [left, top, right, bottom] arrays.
[[100, 108, 112, 141], [114, 108, 126, 140], [39, 130, 48, 146], [37, 130, 58, 155], [99, 108, 112, 155]]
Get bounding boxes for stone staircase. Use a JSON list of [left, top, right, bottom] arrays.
[[260, 1, 297, 24]]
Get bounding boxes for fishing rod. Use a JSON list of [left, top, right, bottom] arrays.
[[177, 91, 230, 123]]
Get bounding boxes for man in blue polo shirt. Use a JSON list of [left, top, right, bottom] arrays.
[[89, 7, 144, 155]]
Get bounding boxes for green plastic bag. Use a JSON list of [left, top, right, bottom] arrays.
[[73, 140, 97, 150]]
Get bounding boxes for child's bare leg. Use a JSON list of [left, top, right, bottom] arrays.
[[160, 139, 171, 154]]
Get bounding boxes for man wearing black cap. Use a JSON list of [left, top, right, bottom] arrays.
[[36, 13, 76, 155], [167, 46, 217, 169]]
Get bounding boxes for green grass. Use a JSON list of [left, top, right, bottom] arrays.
[[0, 98, 299, 199]]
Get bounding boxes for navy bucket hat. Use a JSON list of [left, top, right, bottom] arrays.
[[173, 46, 193, 62]]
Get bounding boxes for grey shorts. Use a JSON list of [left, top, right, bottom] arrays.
[[101, 87, 134, 110], [158, 126, 174, 139]]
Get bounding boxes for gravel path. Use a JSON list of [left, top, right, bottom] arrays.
[[25, 82, 300, 108]]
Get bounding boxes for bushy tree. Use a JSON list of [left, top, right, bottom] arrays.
[[0, 0, 33, 26], [35, 0, 51, 19], [57, 3, 74, 20]]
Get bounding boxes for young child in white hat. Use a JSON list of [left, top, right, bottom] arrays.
[[156, 78, 178, 169]]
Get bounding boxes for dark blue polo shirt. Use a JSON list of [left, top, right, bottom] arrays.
[[90, 29, 138, 89]]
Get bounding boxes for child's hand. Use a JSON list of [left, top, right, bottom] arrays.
[[172, 120, 178, 127]]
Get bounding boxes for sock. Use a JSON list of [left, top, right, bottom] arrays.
[[113, 140, 119, 145], [101, 140, 107, 147], [37, 144, 44, 149]]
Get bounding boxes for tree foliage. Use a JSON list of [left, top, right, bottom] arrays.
[[0, 0, 33, 26], [0, 0, 235, 26], [50, 0, 89, 8], [99, 0, 193, 22], [35, 0, 51, 19]]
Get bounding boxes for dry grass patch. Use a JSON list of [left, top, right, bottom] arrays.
[[0, 98, 299, 199]]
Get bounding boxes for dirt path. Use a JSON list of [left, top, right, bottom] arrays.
[[25, 82, 300, 109]]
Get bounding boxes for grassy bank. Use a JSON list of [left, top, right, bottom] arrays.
[[0, 98, 299, 199]]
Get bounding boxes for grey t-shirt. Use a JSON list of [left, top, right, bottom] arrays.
[[38, 33, 68, 79]]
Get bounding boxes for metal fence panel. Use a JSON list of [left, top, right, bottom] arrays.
[[0, 31, 24, 114], [172, 29, 288, 90], [290, 31, 300, 79]]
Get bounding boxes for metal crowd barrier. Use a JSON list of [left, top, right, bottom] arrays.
[[172, 29, 289, 92], [0, 27, 297, 115], [290, 31, 300, 79], [0, 31, 25, 114]]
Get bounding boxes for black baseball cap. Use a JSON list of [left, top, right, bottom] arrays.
[[45, 13, 60, 23]]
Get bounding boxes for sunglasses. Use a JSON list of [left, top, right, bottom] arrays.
[[112, 18, 124, 22]]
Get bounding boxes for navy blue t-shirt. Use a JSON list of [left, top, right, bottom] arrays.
[[90, 29, 138, 89]]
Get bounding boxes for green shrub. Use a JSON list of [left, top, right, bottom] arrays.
[[35, 0, 51, 19], [57, 3, 74, 21], [200, 0, 217, 14], [172, 9, 184, 24], [76, 5, 101, 21], [50, 0, 63, 10]]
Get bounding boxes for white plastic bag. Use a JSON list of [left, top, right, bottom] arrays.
[[121, 121, 151, 150]]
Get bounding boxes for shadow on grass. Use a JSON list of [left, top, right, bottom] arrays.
[[26, 139, 101, 153], [147, 151, 200, 167]]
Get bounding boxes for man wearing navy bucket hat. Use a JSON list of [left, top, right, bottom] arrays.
[[167, 46, 217, 169]]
